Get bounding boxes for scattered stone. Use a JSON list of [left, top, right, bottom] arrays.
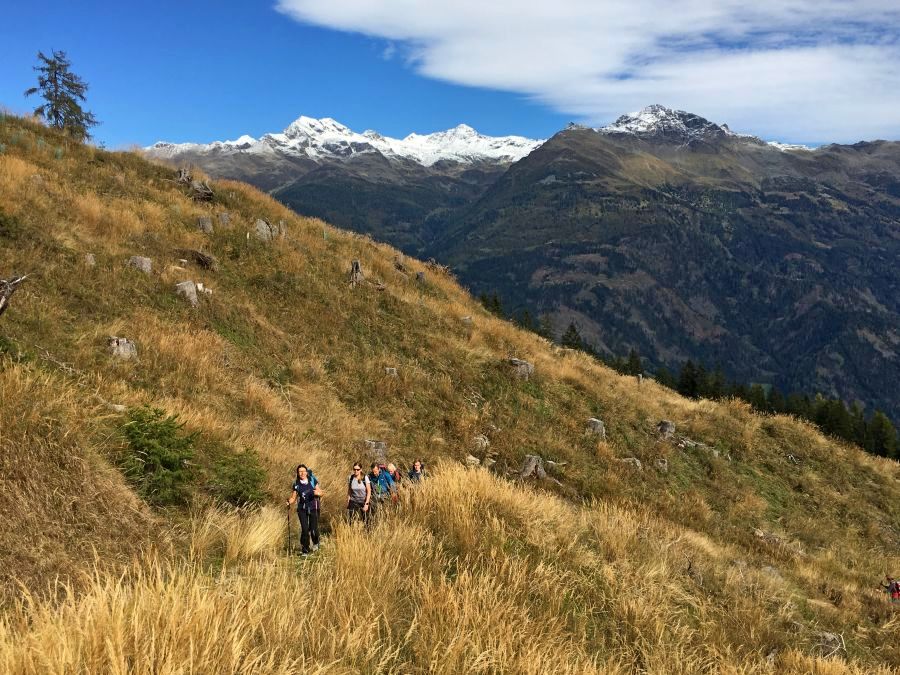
[[586, 418, 606, 439], [127, 256, 152, 275], [197, 216, 214, 234], [473, 434, 490, 452], [508, 358, 534, 380], [30, 173, 45, 187], [619, 457, 643, 470], [175, 280, 199, 307], [189, 179, 214, 202], [107, 403, 127, 413], [178, 258, 189, 266], [655, 458, 669, 473], [416, 271, 426, 283], [657, 420, 676, 439], [393, 255, 408, 274], [753, 528, 785, 547], [254, 218, 277, 241], [679, 438, 705, 450], [520, 454, 547, 480], [218, 212, 230, 225], [83, 253, 96, 267], [349, 259, 364, 287], [461, 316, 473, 328], [363, 440, 387, 461], [815, 631, 844, 658], [483, 457, 496, 470], [545, 460, 568, 470], [176, 249, 218, 272], [384, 367, 398, 376], [108, 336, 137, 360], [465, 454, 481, 468]]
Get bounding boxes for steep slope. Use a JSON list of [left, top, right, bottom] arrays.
[[434, 107, 900, 419], [2, 114, 900, 672]]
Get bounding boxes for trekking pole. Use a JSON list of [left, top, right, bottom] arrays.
[[286, 503, 293, 556]]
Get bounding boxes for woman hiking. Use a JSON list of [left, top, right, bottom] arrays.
[[287, 464, 322, 556], [347, 462, 371, 525], [408, 460, 426, 482]]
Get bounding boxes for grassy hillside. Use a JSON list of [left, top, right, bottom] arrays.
[[1, 114, 900, 673]]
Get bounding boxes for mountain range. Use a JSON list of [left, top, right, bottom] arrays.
[[146, 105, 900, 420]]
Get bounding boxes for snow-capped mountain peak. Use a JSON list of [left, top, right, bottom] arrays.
[[595, 104, 815, 152], [147, 116, 542, 167], [599, 104, 732, 139]]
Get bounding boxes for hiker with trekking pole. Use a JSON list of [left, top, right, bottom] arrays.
[[286, 464, 323, 556], [367, 462, 396, 521], [347, 462, 371, 525]]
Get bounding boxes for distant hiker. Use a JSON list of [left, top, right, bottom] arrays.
[[408, 460, 426, 482], [387, 462, 402, 485], [287, 464, 323, 555], [386, 462, 402, 502], [367, 462, 396, 517], [347, 463, 371, 525], [884, 576, 900, 602]]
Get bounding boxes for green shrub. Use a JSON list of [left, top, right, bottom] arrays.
[[0, 210, 22, 240], [120, 407, 196, 506], [207, 449, 267, 507]]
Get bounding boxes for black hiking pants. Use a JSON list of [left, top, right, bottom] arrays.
[[347, 501, 368, 526], [297, 509, 319, 553]]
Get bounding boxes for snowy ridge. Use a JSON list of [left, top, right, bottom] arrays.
[[147, 116, 542, 167], [597, 104, 815, 151]]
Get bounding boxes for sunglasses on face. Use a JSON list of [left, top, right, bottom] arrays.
[[353, 468, 361, 472]]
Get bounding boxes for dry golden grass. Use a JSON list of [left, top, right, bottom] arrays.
[[2, 114, 900, 671], [2, 467, 896, 674]]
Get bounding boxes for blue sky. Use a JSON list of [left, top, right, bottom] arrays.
[[2, 1, 899, 147], [0, 1, 568, 148]]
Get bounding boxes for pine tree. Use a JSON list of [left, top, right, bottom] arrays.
[[537, 314, 555, 340], [767, 385, 786, 414], [560, 321, 583, 350], [849, 402, 868, 449], [625, 348, 642, 376], [868, 411, 898, 459], [747, 384, 768, 412], [655, 366, 676, 390], [517, 309, 535, 332], [677, 360, 700, 398], [707, 365, 726, 399], [490, 292, 504, 317], [25, 50, 99, 141]]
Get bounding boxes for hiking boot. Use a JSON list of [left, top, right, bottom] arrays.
[[301, 550, 309, 557], [312, 544, 320, 552]]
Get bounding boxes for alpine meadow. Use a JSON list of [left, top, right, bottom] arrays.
[[3, 110, 900, 674]]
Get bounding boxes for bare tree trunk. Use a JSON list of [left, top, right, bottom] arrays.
[[0, 275, 28, 319]]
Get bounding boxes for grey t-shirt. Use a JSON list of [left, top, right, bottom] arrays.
[[348, 475, 369, 504]]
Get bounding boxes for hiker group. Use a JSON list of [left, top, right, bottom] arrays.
[[286, 459, 426, 555]]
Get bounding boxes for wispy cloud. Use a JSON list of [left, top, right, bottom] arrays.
[[275, 0, 900, 143]]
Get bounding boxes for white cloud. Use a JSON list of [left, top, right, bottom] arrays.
[[275, 0, 900, 143]]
